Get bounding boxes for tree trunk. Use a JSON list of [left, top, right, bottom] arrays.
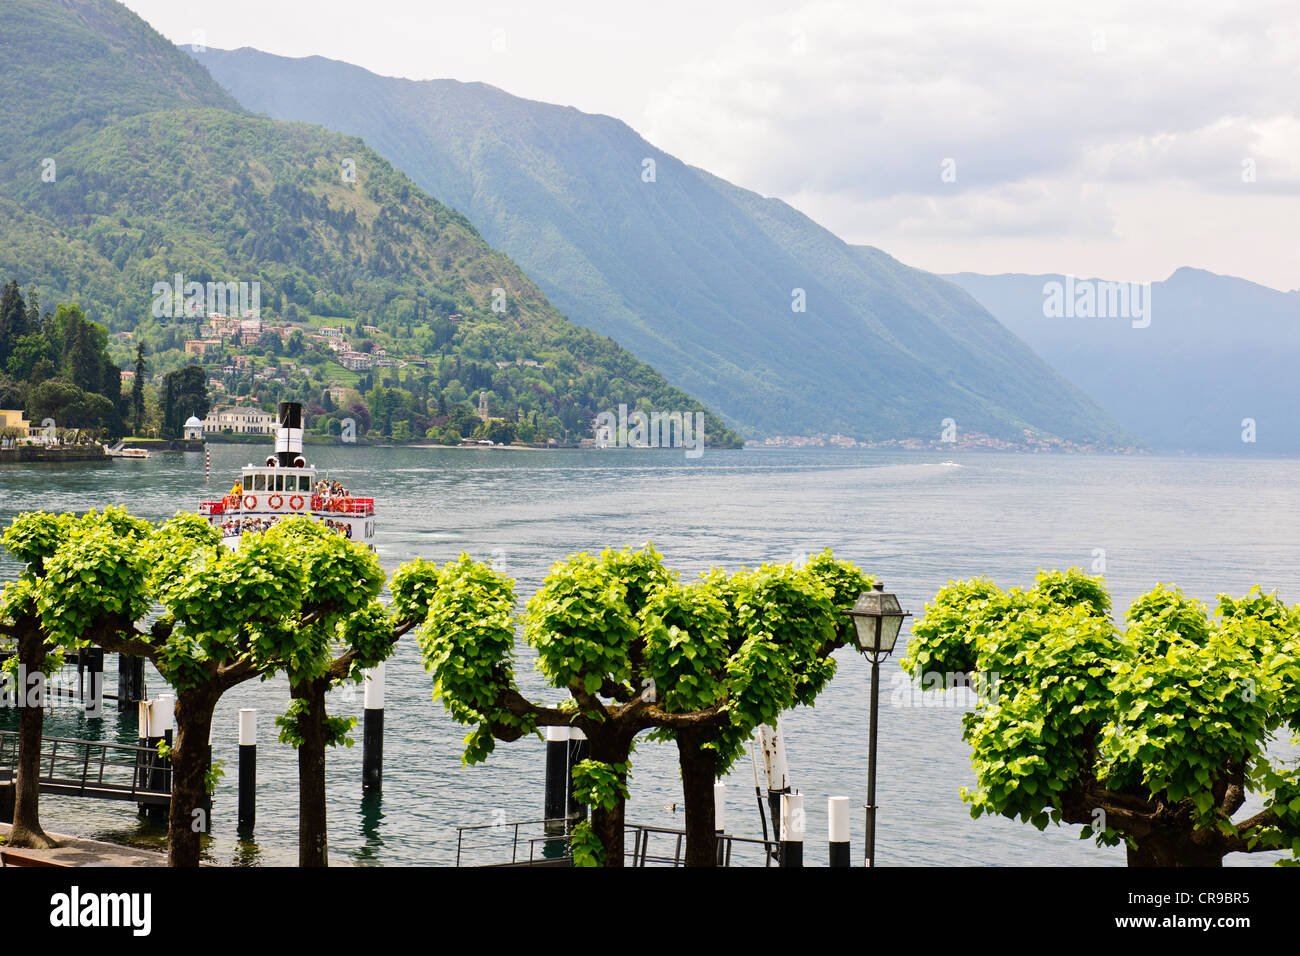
[[293, 677, 330, 867], [167, 686, 217, 867], [1127, 831, 1224, 867], [10, 626, 55, 848], [677, 729, 718, 867], [587, 731, 633, 867]]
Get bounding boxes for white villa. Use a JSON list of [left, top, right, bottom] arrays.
[[203, 405, 276, 435]]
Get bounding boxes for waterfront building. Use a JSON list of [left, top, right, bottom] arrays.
[[1, 409, 33, 432], [203, 406, 276, 435]]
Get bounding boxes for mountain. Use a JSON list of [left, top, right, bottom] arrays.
[[0, 0, 740, 446], [0, 0, 238, 170], [943, 268, 1300, 454], [189, 47, 1131, 447]]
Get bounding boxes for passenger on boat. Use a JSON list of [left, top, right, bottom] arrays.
[[239, 516, 281, 535], [314, 479, 350, 507]]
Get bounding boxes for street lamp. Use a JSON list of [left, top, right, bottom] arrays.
[[847, 582, 911, 867]]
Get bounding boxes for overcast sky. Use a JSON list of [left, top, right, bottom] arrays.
[[122, 0, 1300, 291]]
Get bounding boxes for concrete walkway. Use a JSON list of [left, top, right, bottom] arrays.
[[0, 823, 168, 867]]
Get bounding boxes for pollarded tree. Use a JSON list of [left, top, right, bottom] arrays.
[[409, 544, 871, 866], [639, 550, 871, 864], [0, 508, 153, 848], [6, 506, 416, 868], [53, 512, 314, 866], [31, 511, 369, 866], [264, 517, 410, 867], [902, 569, 1300, 866]]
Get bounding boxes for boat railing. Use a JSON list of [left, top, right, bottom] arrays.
[[311, 495, 374, 516], [202, 495, 374, 518]]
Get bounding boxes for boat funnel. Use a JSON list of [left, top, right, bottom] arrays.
[[276, 402, 306, 467]]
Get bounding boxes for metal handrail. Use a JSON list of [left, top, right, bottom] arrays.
[[452, 816, 781, 867], [0, 731, 170, 803]]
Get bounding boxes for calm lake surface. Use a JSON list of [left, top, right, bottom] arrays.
[[2, 445, 1297, 866]]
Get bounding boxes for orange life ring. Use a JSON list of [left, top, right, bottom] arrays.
[[289, 495, 304, 511], [243, 495, 257, 509], [269, 494, 284, 509]]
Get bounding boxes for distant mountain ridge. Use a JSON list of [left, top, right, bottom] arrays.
[[942, 267, 1300, 453], [190, 46, 1132, 446]]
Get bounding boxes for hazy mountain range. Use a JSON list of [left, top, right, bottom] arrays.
[[944, 268, 1300, 453], [190, 46, 1131, 446], [14, 1, 1274, 454]]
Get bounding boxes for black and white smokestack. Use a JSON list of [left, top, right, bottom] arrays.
[[277, 401, 305, 467]]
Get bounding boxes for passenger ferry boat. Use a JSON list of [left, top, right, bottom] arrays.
[[198, 401, 375, 550]]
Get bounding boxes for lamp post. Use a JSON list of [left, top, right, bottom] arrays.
[[847, 582, 911, 867]]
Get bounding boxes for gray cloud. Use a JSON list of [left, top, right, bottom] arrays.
[[645, 1, 1300, 201]]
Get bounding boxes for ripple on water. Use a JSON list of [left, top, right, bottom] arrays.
[[2, 446, 1296, 865]]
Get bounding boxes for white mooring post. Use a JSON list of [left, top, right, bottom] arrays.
[[141, 695, 174, 818], [148, 695, 175, 743], [362, 663, 384, 792], [238, 708, 257, 832], [828, 795, 850, 867], [780, 792, 804, 867]]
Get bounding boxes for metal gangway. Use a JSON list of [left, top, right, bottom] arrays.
[[0, 731, 171, 808], [454, 818, 780, 867], [627, 824, 780, 867]]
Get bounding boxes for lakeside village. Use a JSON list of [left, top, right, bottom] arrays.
[[0, 278, 745, 454], [0, 281, 1137, 456], [761, 429, 1144, 454]]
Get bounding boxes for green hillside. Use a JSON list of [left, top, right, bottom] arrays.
[[0, 0, 740, 447], [0, 0, 239, 170], [191, 47, 1133, 446]]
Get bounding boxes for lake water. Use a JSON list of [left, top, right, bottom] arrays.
[[2, 445, 1297, 866]]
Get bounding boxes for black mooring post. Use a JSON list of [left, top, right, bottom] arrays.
[[117, 654, 144, 712], [362, 664, 384, 792], [136, 699, 150, 817], [238, 708, 256, 832], [85, 647, 104, 718], [544, 725, 567, 834]]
